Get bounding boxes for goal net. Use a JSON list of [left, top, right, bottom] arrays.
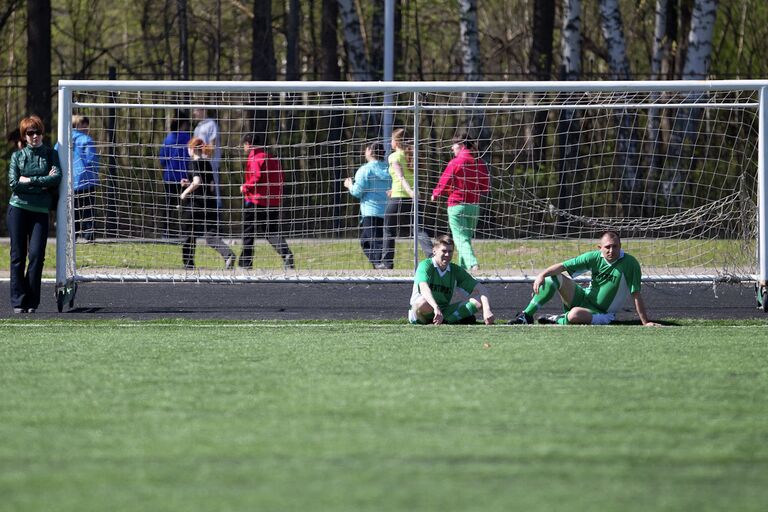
[[55, 80, 765, 290]]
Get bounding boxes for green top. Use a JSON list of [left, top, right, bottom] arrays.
[[410, 257, 478, 309], [8, 145, 62, 213], [563, 250, 642, 314], [388, 149, 413, 199]]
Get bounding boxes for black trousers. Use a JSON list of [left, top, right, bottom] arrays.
[[360, 216, 384, 266], [7, 205, 49, 309], [239, 203, 294, 268]]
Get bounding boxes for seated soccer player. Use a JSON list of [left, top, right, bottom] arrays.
[[510, 231, 660, 326], [409, 234, 495, 325]]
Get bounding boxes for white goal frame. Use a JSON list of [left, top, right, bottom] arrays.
[[54, 80, 768, 298]]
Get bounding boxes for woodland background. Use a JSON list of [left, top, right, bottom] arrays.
[[0, 0, 765, 238]]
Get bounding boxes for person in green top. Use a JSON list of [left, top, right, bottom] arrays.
[[509, 231, 660, 326], [409, 234, 495, 325], [381, 128, 432, 269], [7, 115, 62, 313]]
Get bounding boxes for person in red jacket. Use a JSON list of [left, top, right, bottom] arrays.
[[238, 133, 295, 270], [431, 133, 490, 270]]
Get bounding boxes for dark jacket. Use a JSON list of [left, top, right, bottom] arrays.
[[8, 144, 62, 213]]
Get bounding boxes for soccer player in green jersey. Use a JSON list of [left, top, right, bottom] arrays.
[[409, 234, 495, 325], [510, 231, 660, 326]]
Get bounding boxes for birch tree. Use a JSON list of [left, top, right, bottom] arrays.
[[337, 0, 372, 80], [664, 0, 718, 209], [555, 0, 582, 234], [598, 0, 643, 217], [458, 0, 490, 148], [646, 0, 669, 214]]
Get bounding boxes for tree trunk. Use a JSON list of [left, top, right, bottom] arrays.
[[527, 0, 555, 167], [322, 0, 343, 230], [177, 0, 189, 79], [26, 0, 52, 131], [337, 0, 372, 80], [664, 0, 718, 209], [285, 0, 300, 81], [321, 0, 340, 81], [250, 0, 276, 135], [370, 0, 384, 80], [646, 0, 669, 217], [599, 0, 643, 217], [555, 0, 582, 235], [457, 0, 489, 148], [251, 0, 276, 80]]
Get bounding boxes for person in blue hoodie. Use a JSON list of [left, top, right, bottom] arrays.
[[159, 113, 191, 238], [68, 115, 100, 241], [344, 142, 392, 269]]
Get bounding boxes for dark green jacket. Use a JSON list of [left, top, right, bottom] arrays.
[[8, 144, 62, 213]]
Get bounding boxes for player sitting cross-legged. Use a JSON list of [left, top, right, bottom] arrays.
[[409, 234, 495, 325], [509, 231, 660, 326]]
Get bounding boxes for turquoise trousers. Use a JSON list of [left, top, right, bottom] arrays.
[[447, 203, 480, 269]]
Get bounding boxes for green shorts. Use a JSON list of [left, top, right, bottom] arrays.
[[566, 286, 616, 325], [408, 300, 478, 325]]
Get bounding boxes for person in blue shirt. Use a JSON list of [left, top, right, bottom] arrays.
[[159, 114, 191, 238], [344, 142, 392, 269], [58, 115, 99, 241]]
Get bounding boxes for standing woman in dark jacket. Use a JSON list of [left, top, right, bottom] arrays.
[[7, 116, 61, 313]]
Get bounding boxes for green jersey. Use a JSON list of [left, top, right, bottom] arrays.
[[563, 250, 642, 314], [388, 149, 413, 198], [410, 257, 478, 309]]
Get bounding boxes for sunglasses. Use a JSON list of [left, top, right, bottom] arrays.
[[25, 130, 41, 136]]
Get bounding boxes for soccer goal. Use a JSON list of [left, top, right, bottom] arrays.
[[55, 80, 768, 310]]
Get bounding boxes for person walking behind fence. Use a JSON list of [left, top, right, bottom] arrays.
[[159, 113, 191, 239], [344, 142, 391, 269], [180, 137, 235, 270], [238, 133, 295, 270], [431, 133, 489, 270], [381, 128, 432, 269]]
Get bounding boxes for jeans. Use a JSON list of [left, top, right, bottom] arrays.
[[7, 205, 49, 309]]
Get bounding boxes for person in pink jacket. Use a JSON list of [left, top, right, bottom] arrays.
[[431, 134, 490, 270]]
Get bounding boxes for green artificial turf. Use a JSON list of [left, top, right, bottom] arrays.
[[0, 321, 766, 511]]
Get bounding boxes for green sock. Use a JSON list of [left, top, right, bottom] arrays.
[[523, 276, 560, 316], [457, 301, 478, 320], [556, 314, 569, 325]]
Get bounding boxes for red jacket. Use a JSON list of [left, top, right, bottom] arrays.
[[432, 148, 490, 206], [242, 147, 284, 207]]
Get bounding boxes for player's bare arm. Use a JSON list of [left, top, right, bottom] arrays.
[[418, 281, 443, 324], [632, 292, 660, 326]]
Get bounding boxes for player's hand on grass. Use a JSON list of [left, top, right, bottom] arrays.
[[483, 311, 495, 325], [432, 309, 444, 325], [643, 321, 662, 326]]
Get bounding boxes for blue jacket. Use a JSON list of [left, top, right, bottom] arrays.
[[159, 131, 191, 183], [71, 129, 99, 192], [349, 160, 391, 218]]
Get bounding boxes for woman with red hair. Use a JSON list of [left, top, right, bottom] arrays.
[[7, 116, 61, 313], [179, 136, 234, 270]]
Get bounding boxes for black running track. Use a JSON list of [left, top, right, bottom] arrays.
[[0, 280, 765, 323]]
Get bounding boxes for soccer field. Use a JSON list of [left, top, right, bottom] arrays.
[[1, 321, 767, 511]]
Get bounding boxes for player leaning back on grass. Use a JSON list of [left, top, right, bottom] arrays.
[[510, 231, 661, 326]]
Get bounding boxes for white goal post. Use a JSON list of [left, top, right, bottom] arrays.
[[54, 80, 768, 307]]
